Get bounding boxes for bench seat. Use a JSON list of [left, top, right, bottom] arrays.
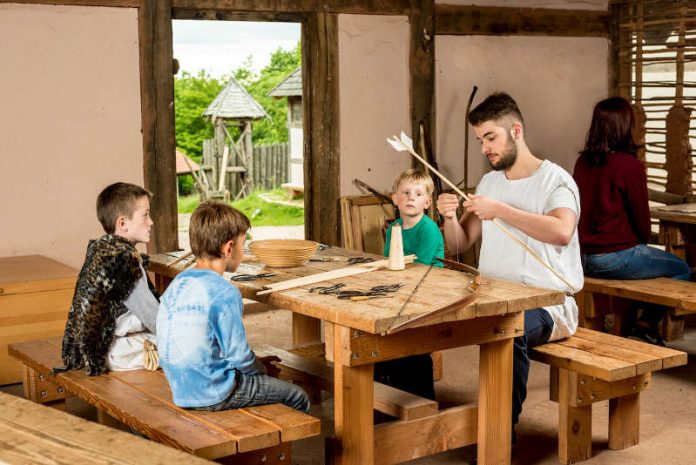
[[531, 327, 687, 464], [579, 276, 696, 340], [9, 337, 320, 463]]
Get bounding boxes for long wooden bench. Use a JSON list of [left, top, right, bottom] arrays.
[[9, 337, 320, 464], [531, 327, 687, 464], [579, 276, 696, 340]]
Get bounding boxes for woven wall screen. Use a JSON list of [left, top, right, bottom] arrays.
[[617, 0, 696, 202]]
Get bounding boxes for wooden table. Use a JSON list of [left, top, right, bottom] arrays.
[[150, 248, 564, 465], [651, 203, 696, 265], [0, 391, 213, 464]]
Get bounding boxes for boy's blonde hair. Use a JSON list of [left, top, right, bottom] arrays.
[[96, 182, 152, 234], [391, 169, 434, 196], [189, 201, 250, 259]]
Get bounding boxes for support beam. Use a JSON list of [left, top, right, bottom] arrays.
[[302, 12, 341, 246], [171, 0, 410, 15], [0, 0, 138, 6], [139, 0, 178, 253], [435, 5, 609, 38]]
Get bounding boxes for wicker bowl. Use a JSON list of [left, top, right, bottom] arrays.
[[249, 239, 319, 268]]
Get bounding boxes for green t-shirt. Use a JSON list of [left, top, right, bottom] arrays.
[[383, 215, 444, 267]]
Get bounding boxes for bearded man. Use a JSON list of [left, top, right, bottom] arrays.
[[437, 92, 583, 443]]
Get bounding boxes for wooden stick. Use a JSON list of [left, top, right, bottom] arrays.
[[393, 136, 579, 292], [165, 250, 193, 267], [256, 255, 416, 295]]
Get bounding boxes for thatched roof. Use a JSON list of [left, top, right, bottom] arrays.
[[203, 75, 268, 120], [268, 67, 302, 98]]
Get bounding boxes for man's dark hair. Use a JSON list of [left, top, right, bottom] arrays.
[[96, 182, 152, 234], [468, 92, 525, 127], [189, 200, 250, 259], [580, 96, 641, 166]]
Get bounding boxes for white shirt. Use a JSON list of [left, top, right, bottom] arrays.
[[476, 160, 584, 341]]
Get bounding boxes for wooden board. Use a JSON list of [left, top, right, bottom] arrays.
[[340, 195, 395, 254], [651, 202, 696, 225], [0, 392, 213, 465], [583, 275, 696, 312]]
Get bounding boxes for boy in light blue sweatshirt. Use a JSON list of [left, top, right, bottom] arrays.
[[157, 201, 309, 412]]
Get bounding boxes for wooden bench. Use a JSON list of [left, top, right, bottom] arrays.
[[280, 182, 304, 200], [579, 276, 696, 340], [531, 327, 687, 464], [9, 337, 320, 464]]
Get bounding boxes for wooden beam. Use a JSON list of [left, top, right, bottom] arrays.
[[302, 12, 340, 246], [139, 0, 179, 253], [171, 0, 410, 15], [610, 2, 631, 99], [409, 0, 436, 178], [0, 0, 138, 6], [172, 9, 304, 21], [434, 5, 610, 38]]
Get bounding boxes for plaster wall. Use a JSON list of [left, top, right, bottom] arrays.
[[338, 14, 411, 196], [0, 4, 143, 269], [435, 35, 609, 188], [435, 0, 608, 10]]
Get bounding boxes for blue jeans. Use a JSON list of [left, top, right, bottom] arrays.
[[581, 244, 691, 281], [195, 372, 310, 413], [513, 308, 554, 426]]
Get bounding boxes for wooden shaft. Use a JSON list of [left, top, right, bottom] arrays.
[[397, 139, 579, 292]]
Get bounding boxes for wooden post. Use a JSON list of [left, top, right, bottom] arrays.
[[302, 12, 340, 245], [609, 393, 640, 450], [332, 325, 374, 465], [139, 0, 177, 253], [244, 120, 253, 194], [478, 338, 513, 465], [558, 369, 592, 464]]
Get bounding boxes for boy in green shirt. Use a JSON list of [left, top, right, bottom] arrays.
[[375, 169, 445, 400], [383, 169, 445, 267]]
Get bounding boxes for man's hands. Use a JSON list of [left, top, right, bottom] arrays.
[[437, 193, 504, 221]]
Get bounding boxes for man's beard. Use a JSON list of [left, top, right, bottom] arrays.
[[488, 135, 518, 171]]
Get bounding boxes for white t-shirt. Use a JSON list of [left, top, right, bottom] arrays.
[[476, 160, 584, 341]]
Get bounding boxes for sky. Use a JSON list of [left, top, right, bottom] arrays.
[[173, 20, 301, 78]]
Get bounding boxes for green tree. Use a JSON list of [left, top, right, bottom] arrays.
[[174, 70, 224, 160]]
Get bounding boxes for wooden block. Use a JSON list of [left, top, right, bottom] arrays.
[[22, 365, 68, 404], [662, 313, 685, 341], [218, 442, 291, 465], [374, 404, 477, 465], [431, 350, 443, 381], [573, 374, 650, 407], [373, 382, 438, 421], [558, 369, 592, 464], [478, 338, 512, 465], [608, 393, 640, 450]]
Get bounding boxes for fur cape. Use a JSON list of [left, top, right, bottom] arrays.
[[61, 234, 158, 375]]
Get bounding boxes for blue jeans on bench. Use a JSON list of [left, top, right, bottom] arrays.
[[195, 372, 310, 413], [514, 308, 554, 427], [581, 244, 691, 281]]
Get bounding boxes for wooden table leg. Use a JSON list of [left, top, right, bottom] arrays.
[[478, 338, 513, 465], [332, 325, 374, 465], [292, 313, 322, 347]]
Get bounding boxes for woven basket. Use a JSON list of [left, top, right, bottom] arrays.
[[249, 239, 319, 268]]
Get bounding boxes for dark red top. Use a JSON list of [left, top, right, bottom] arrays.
[[573, 152, 651, 254]]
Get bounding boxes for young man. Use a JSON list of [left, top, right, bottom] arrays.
[[62, 182, 159, 375], [157, 201, 309, 413], [437, 92, 583, 438]]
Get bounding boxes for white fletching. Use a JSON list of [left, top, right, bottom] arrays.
[[399, 131, 414, 150], [386, 135, 408, 152]]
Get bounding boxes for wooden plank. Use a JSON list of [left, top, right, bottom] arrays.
[[373, 404, 477, 465], [434, 4, 609, 37], [302, 12, 340, 246], [343, 313, 524, 366], [573, 327, 688, 370], [651, 203, 696, 224], [574, 373, 650, 407], [170, 0, 410, 15], [111, 370, 278, 454], [477, 338, 512, 465], [0, 0, 138, 6], [583, 276, 696, 311], [0, 392, 212, 465], [139, 0, 178, 254], [332, 325, 374, 465], [531, 342, 638, 382], [554, 335, 662, 375], [241, 404, 320, 442], [373, 382, 438, 421]]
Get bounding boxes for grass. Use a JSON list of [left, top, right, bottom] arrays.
[[178, 189, 304, 227]]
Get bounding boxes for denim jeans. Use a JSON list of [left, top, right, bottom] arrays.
[[581, 244, 691, 281], [195, 372, 310, 413], [513, 308, 554, 426]]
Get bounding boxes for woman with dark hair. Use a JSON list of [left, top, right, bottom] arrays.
[[573, 97, 691, 345]]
